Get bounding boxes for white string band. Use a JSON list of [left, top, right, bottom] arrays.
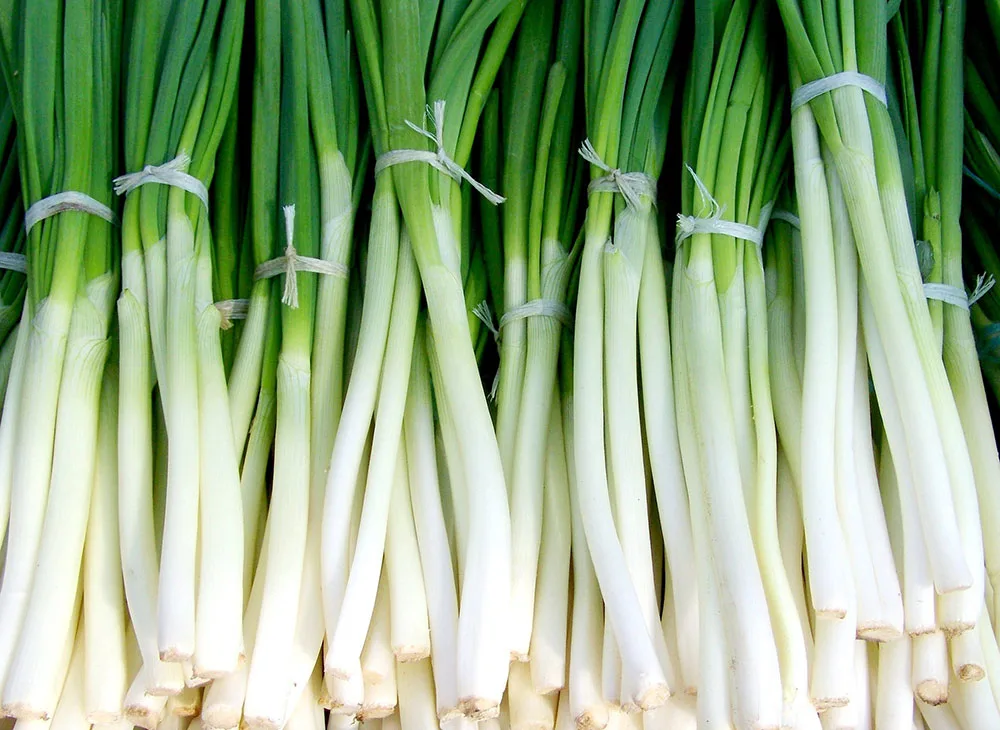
[[791, 71, 888, 112], [24, 191, 117, 234], [253, 205, 349, 308], [578, 139, 657, 210], [113, 153, 210, 210], [376, 100, 506, 205], [924, 273, 995, 311], [499, 299, 574, 329], [676, 166, 774, 249], [214, 298, 250, 330], [770, 209, 801, 229], [0, 252, 27, 274]]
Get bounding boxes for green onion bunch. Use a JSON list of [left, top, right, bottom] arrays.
[[115, 0, 246, 705], [671, 0, 794, 725], [0, 0, 122, 720]]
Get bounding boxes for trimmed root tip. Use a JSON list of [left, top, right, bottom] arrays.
[[813, 607, 848, 621], [358, 704, 397, 721], [955, 663, 986, 682], [458, 696, 501, 721], [941, 621, 976, 637], [393, 645, 432, 662], [634, 682, 670, 711], [915, 681, 949, 706], [437, 706, 464, 722], [201, 707, 244, 730], [856, 623, 903, 642], [809, 697, 849, 712], [159, 648, 194, 664], [323, 662, 358, 683], [125, 707, 164, 730], [575, 707, 610, 730], [1, 703, 50, 722]]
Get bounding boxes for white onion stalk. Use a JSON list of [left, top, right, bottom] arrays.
[[603, 197, 672, 689], [285, 664, 325, 730], [193, 227, 244, 678], [810, 613, 856, 711], [321, 434, 371, 715], [48, 627, 87, 730], [428, 342, 469, 586], [680, 242, 783, 727], [912, 631, 949, 705], [776, 452, 813, 660], [359, 571, 397, 719], [117, 282, 184, 695], [767, 220, 803, 485], [528, 392, 571, 695], [0, 306, 29, 552], [745, 230, 811, 724], [851, 341, 904, 635], [637, 203, 698, 696], [508, 660, 557, 730], [403, 319, 459, 718], [396, 660, 439, 730], [575, 207, 667, 708], [308, 152, 354, 533], [3, 272, 115, 719], [385, 445, 431, 661], [600, 619, 621, 707], [237, 359, 278, 598], [159, 187, 202, 663], [0, 294, 76, 691], [422, 239, 512, 716], [670, 260, 731, 730], [123, 640, 169, 730], [864, 286, 937, 636], [285, 300, 362, 722], [562, 368, 607, 730], [201, 521, 269, 730], [326, 234, 421, 680], [84, 366, 128, 723], [320, 177, 400, 666], [791, 98, 854, 619], [875, 637, 914, 730], [226, 280, 273, 453]]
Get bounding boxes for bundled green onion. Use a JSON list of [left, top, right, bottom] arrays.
[[0, 0, 121, 719], [116, 0, 246, 691], [671, 0, 795, 725], [571, 0, 684, 718]]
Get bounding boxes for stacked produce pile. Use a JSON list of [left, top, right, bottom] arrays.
[[0, 0, 999, 729]]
